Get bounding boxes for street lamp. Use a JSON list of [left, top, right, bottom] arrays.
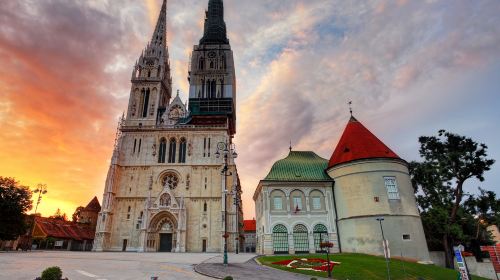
[[376, 217, 391, 280], [30, 184, 48, 249], [216, 141, 237, 266]]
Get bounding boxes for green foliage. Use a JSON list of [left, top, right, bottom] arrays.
[[222, 277, 233, 280], [41, 266, 62, 280], [258, 253, 489, 280], [0, 177, 32, 240], [49, 208, 67, 221], [409, 130, 495, 267]]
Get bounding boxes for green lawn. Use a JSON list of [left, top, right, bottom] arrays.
[[257, 253, 489, 280]]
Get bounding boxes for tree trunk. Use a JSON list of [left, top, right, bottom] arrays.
[[443, 234, 454, 269], [450, 181, 464, 224]]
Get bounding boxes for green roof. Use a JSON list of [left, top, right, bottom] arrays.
[[264, 151, 332, 181]]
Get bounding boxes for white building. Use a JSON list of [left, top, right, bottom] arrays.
[[254, 117, 431, 261], [93, 0, 243, 253]]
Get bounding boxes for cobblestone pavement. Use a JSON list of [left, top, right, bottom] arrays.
[[195, 257, 328, 280], [0, 251, 256, 280]]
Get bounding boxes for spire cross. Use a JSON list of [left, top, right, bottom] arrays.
[[348, 101, 353, 116], [289, 140, 292, 152]]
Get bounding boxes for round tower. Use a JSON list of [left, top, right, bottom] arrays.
[[326, 117, 430, 261]]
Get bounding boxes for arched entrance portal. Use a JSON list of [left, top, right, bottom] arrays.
[[148, 211, 178, 252]]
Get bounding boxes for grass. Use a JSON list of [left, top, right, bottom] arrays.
[[257, 253, 489, 280]]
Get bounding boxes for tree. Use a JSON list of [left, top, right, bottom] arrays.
[[72, 206, 84, 223], [0, 177, 33, 240], [410, 130, 495, 268], [49, 208, 67, 221]]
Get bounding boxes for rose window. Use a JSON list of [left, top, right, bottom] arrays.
[[162, 173, 179, 190]]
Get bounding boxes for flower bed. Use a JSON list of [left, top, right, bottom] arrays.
[[272, 258, 340, 272]]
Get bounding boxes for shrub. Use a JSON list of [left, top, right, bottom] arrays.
[[223, 277, 233, 280], [310, 278, 318, 280], [41, 266, 62, 280]]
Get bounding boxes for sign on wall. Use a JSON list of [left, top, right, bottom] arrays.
[[454, 246, 470, 280]]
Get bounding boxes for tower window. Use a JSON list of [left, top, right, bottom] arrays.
[[168, 138, 177, 163], [203, 138, 207, 157], [384, 177, 400, 200], [138, 139, 142, 154], [141, 89, 150, 118], [403, 234, 411, 240], [158, 138, 167, 163], [133, 139, 137, 154], [204, 177, 207, 189], [126, 206, 131, 220], [199, 57, 205, 70], [203, 202, 207, 212], [179, 138, 187, 163], [207, 138, 211, 157]]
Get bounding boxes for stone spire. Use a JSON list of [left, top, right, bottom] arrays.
[[199, 0, 229, 45], [151, 0, 167, 48]]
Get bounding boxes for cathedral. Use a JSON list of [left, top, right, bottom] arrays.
[[93, 0, 243, 253]]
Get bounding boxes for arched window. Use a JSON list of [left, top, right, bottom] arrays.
[[141, 88, 150, 118], [203, 202, 207, 212], [210, 80, 216, 99], [293, 224, 309, 253], [178, 138, 187, 163], [270, 190, 285, 211], [309, 190, 324, 211], [272, 224, 288, 254], [157, 66, 161, 78], [159, 193, 171, 207], [168, 138, 177, 163], [147, 70, 151, 77], [158, 138, 167, 163], [199, 57, 205, 70], [290, 190, 306, 213], [313, 224, 329, 252]]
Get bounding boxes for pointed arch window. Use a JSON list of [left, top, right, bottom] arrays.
[[141, 88, 150, 118], [158, 138, 167, 163], [199, 57, 205, 70], [168, 138, 177, 163], [179, 138, 187, 163], [210, 80, 216, 99], [157, 66, 161, 78]]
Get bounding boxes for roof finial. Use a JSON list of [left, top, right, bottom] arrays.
[[348, 100, 353, 117], [289, 140, 292, 152], [177, 89, 180, 96]]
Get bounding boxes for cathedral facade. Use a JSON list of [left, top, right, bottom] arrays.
[[93, 0, 242, 253]]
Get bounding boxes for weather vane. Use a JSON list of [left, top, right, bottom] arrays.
[[348, 101, 353, 116], [289, 140, 292, 152]]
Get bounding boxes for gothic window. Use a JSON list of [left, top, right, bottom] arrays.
[[272, 224, 288, 254], [203, 202, 207, 212], [199, 57, 205, 70], [148, 70, 151, 78], [126, 206, 131, 220], [222, 55, 226, 69], [159, 193, 171, 207], [178, 138, 187, 163], [133, 139, 137, 154], [210, 61, 214, 69], [207, 138, 211, 157], [168, 138, 177, 163], [141, 89, 150, 118], [157, 66, 161, 77], [210, 80, 216, 99], [158, 138, 167, 163], [313, 224, 329, 252], [138, 139, 142, 153], [203, 138, 206, 157], [293, 224, 309, 253], [161, 173, 179, 190]]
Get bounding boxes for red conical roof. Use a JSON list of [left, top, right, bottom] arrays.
[[328, 117, 401, 168]]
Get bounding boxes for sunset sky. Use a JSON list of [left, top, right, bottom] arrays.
[[0, 0, 499, 219]]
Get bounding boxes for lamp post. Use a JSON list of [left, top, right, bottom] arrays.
[[376, 217, 391, 280], [30, 184, 48, 249], [215, 141, 237, 266]]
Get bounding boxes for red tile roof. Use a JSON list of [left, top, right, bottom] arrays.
[[34, 217, 95, 240], [84, 196, 101, 212], [328, 117, 401, 168], [243, 220, 256, 232]]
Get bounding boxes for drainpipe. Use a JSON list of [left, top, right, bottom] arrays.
[[331, 180, 342, 253]]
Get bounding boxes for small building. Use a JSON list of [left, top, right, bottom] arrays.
[[243, 219, 256, 253], [254, 116, 430, 262], [78, 196, 101, 229], [254, 151, 338, 255], [32, 217, 96, 251]]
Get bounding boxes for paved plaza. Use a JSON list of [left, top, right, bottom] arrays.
[[0, 251, 257, 280]]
